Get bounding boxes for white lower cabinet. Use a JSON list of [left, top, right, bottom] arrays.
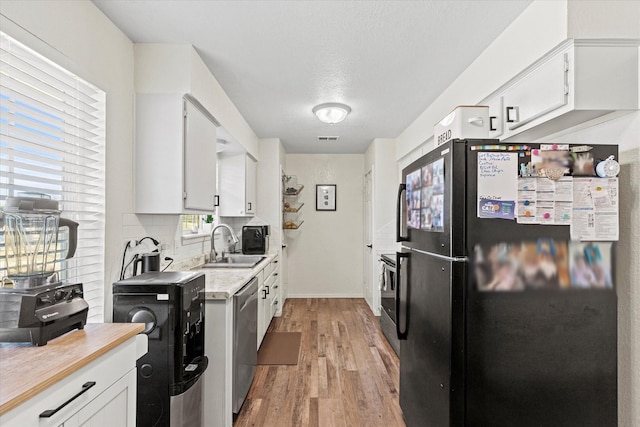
[[257, 256, 280, 348], [59, 368, 136, 427], [1, 336, 140, 427]]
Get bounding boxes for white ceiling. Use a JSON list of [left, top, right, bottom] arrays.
[[92, 0, 531, 154]]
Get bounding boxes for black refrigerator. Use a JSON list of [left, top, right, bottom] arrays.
[[396, 139, 618, 427]]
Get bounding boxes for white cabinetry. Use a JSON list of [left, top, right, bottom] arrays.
[[257, 256, 280, 348], [257, 269, 267, 348], [135, 93, 219, 214], [482, 40, 638, 142], [218, 152, 257, 217], [0, 335, 141, 427], [59, 369, 136, 427]]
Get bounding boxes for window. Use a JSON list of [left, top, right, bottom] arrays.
[[181, 214, 200, 233], [181, 214, 216, 236], [0, 32, 106, 322]]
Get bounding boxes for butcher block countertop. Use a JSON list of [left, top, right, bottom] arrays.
[[0, 323, 144, 415]]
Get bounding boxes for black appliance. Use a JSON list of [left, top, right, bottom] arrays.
[[113, 271, 208, 427], [396, 139, 618, 427], [242, 225, 269, 255], [0, 283, 88, 346], [133, 252, 161, 276], [379, 254, 399, 356]]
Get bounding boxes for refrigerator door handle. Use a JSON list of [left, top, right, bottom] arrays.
[[396, 252, 409, 340], [396, 183, 408, 242]]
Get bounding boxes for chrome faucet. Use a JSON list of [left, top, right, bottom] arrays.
[[210, 224, 239, 261]]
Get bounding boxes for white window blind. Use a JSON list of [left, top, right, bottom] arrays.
[[0, 32, 106, 322]]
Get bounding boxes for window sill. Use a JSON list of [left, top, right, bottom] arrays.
[[181, 231, 210, 243]]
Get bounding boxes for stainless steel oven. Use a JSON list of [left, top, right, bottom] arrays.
[[379, 254, 399, 356]]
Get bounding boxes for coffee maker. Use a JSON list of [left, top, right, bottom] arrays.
[[0, 193, 88, 346], [242, 225, 269, 255]]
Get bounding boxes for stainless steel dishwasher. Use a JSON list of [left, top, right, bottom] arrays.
[[233, 277, 258, 414]]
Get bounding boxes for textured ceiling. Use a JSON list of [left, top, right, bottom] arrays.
[[93, 0, 531, 154]]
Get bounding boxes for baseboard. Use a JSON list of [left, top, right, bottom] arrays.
[[286, 293, 365, 299]]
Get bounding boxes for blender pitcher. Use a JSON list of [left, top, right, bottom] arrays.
[[1, 193, 78, 288]]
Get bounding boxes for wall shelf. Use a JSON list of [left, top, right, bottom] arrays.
[[283, 175, 303, 230], [283, 201, 304, 213]]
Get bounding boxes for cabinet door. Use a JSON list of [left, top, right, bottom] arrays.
[[503, 52, 568, 132], [58, 368, 136, 427], [245, 155, 257, 215], [218, 153, 256, 217], [257, 272, 266, 348], [78, 368, 136, 426], [184, 97, 218, 211]]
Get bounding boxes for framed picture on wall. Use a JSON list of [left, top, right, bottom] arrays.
[[316, 184, 337, 211]]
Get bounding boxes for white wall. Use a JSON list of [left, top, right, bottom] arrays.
[[256, 138, 285, 254], [285, 154, 364, 297], [364, 139, 399, 312]]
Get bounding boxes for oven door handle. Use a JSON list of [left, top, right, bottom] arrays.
[[395, 252, 409, 340]]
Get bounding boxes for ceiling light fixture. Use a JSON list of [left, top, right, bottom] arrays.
[[312, 103, 351, 124]]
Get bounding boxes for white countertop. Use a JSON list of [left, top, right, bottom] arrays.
[[187, 253, 276, 300]]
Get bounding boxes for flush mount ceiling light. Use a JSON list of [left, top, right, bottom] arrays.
[[312, 103, 351, 124]]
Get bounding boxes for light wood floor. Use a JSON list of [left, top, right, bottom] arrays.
[[234, 298, 406, 427]]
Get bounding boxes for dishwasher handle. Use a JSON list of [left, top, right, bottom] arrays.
[[235, 277, 258, 308]]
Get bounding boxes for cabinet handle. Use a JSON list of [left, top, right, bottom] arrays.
[[214, 195, 220, 207], [265, 285, 270, 295], [262, 290, 267, 299], [489, 116, 497, 131], [274, 260, 278, 264], [366, 244, 372, 249], [274, 273, 278, 276], [274, 285, 278, 289], [506, 106, 517, 123], [248, 202, 252, 211], [40, 381, 96, 418]]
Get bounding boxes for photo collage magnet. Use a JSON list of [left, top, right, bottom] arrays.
[[406, 158, 445, 232]]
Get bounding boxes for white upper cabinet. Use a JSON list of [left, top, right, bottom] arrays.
[[135, 93, 218, 214], [503, 52, 568, 132], [217, 151, 257, 217], [481, 40, 638, 142]]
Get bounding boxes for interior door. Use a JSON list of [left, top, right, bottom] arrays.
[[363, 169, 373, 305]]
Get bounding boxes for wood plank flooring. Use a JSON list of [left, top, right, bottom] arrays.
[[234, 298, 406, 427]]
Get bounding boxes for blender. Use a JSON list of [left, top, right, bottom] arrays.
[[0, 193, 88, 345], [1, 192, 78, 288]]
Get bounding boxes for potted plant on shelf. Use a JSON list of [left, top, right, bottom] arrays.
[[202, 215, 214, 234]]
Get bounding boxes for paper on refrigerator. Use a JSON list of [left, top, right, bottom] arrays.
[[477, 152, 518, 220], [571, 178, 619, 241]]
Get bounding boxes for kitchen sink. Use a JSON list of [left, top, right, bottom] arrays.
[[200, 255, 266, 269]]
